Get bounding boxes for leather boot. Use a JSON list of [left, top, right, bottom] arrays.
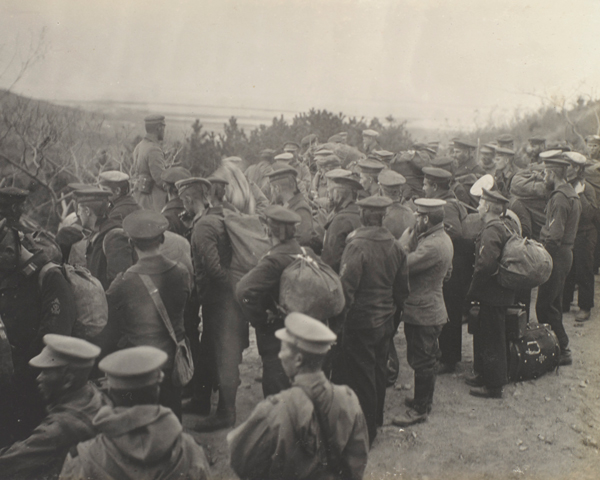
[[393, 373, 431, 426], [193, 385, 237, 432]]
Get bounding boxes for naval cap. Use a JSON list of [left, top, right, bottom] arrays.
[[422, 167, 452, 182], [123, 209, 168, 240], [481, 188, 509, 204], [470, 174, 495, 196], [414, 198, 446, 213], [362, 129, 379, 138], [0, 187, 29, 206], [274, 152, 294, 162], [99, 346, 168, 390], [529, 135, 546, 144], [98, 170, 130, 184], [161, 166, 191, 184], [29, 334, 100, 369], [539, 149, 564, 160], [358, 158, 385, 174], [266, 163, 298, 180], [144, 114, 165, 125], [275, 312, 337, 355], [264, 205, 301, 224], [378, 169, 406, 187], [356, 195, 393, 210], [175, 177, 211, 195]]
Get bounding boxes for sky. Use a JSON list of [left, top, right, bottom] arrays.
[[1, 0, 600, 129]]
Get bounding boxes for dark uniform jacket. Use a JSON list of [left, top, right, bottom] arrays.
[[190, 205, 233, 304], [467, 217, 515, 306], [339, 227, 409, 330], [0, 251, 77, 373], [161, 198, 188, 236], [228, 371, 369, 480], [108, 195, 141, 222], [236, 240, 317, 353], [321, 201, 361, 273], [0, 383, 107, 480], [402, 223, 454, 326], [285, 192, 321, 252], [540, 183, 582, 255], [105, 254, 190, 370]]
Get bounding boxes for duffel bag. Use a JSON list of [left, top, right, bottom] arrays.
[[498, 224, 553, 290], [508, 323, 560, 382]]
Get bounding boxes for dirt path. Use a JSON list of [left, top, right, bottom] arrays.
[[185, 281, 600, 480]]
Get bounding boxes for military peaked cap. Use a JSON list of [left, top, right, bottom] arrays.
[[453, 139, 476, 150], [378, 169, 406, 187], [423, 167, 452, 182], [175, 177, 211, 195], [356, 195, 393, 210], [470, 174, 495, 196], [481, 188, 509, 204], [264, 205, 301, 224], [144, 114, 165, 125], [123, 210, 169, 240], [29, 334, 100, 369], [98, 171, 130, 184], [358, 158, 385, 174], [275, 312, 337, 354], [99, 346, 167, 390], [362, 129, 379, 138]]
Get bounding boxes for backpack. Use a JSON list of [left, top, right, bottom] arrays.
[[223, 209, 271, 288], [279, 247, 345, 321], [498, 224, 553, 290], [39, 263, 108, 341]]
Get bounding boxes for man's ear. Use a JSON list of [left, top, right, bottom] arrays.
[[62, 371, 75, 391]]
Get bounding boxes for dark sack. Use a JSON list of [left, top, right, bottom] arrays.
[[508, 323, 560, 382], [279, 248, 345, 320], [498, 224, 553, 290], [223, 210, 271, 288]]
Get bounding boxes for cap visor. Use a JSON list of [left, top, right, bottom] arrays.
[[29, 349, 69, 369]]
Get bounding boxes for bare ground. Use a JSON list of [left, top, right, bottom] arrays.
[[185, 279, 600, 480]]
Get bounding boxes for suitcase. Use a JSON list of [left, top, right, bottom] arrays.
[[505, 304, 528, 341], [508, 323, 560, 382]]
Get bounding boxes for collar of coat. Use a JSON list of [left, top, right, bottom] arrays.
[[417, 222, 446, 241], [551, 182, 579, 200], [128, 254, 177, 275]]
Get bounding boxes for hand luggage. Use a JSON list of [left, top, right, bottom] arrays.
[[508, 323, 560, 382]]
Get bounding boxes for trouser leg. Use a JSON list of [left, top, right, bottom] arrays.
[[536, 246, 572, 350], [256, 329, 290, 397], [575, 229, 596, 311], [375, 321, 394, 426], [160, 374, 183, 421], [478, 304, 508, 390]]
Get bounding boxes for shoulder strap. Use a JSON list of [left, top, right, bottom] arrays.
[[38, 262, 61, 289], [137, 273, 177, 344]]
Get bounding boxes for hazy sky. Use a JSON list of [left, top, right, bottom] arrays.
[[2, 0, 600, 127]]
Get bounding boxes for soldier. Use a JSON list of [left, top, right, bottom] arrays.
[[362, 129, 380, 155], [379, 169, 415, 240], [493, 147, 517, 197], [372, 150, 396, 168], [160, 166, 192, 237], [420, 168, 471, 374], [132, 114, 168, 212], [267, 163, 321, 253], [452, 139, 485, 199], [357, 158, 386, 197], [536, 157, 582, 366], [337, 196, 409, 445], [70, 188, 133, 289], [312, 153, 341, 202], [281, 143, 312, 195], [236, 206, 318, 397], [479, 144, 497, 175], [60, 346, 211, 480], [104, 210, 191, 419], [496, 134, 515, 150], [528, 136, 546, 164], [562, 152, 597, 322], [98, 171, 141, 222], [0, 335, 106, 479], [228, 313, 369, 480], [321, 170, 363, 273], [466, 189, 515, 399], [0, 218, 77, 446], [430, 155, 474, 207], [246, 149, 276, 200], [393, 198, 453, 426]]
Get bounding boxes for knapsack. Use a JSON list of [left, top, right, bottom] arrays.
[[498, 224, 553, 290], [279, 247, 345, 321], [223, 209, 271, 288], [39, 263, 108, 341]]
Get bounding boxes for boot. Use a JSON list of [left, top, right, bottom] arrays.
[[559, 347, 573, 366], [393, 373, 431, 426], [465, 373, 484, 387]]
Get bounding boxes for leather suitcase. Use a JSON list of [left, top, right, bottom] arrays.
[[508, 323, 560, 382]]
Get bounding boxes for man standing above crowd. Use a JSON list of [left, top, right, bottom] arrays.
[[321, 170, 362, 273], [0, 335, 106, 479], [362, 129, 380, 155], [132, 115, 168, 212], [536, 157, 582, 366], [337, 196, 409, 446], [466, 189, 515, 399], [98, 171, 141, 222], [393, 198, 453, 426], [228, 313, 369, 480]]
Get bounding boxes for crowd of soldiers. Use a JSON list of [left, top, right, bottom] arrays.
[[0, 111, 596, 479]]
